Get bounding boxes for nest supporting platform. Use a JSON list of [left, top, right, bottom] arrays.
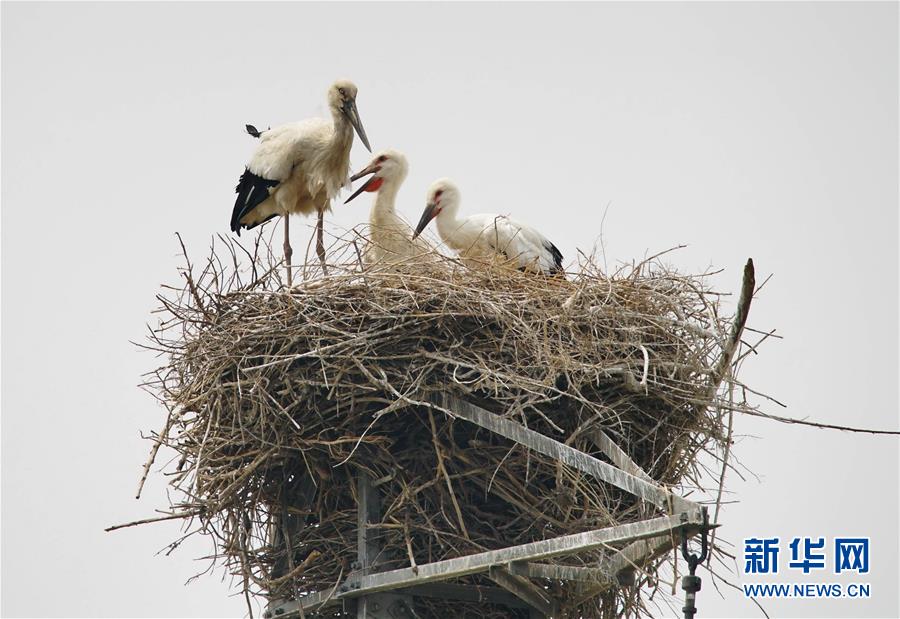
[[265, 395, 711, 619]]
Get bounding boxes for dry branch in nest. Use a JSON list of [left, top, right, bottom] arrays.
[[134, 229, 761, 618]]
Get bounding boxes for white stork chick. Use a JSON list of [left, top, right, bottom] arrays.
[[344, 149, 433, 266], [413, 179, 564, 275], [230, 79, 372, 278]]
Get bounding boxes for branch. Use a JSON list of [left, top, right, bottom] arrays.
[[707, 258, 755, 397], [105, 510, 199, 533], [738, 408, 900, 436]]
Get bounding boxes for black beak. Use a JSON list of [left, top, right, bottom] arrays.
[[412, 203, 439, 239], [343, 99, 371, 153], [344, 163, 380, 204]]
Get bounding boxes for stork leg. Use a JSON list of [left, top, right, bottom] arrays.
[[316, 206, 327, 275], [283, 214, 293, 287]]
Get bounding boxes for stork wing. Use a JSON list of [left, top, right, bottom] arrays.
[[510, 220, 564, 274], [476, 214, 563, 274], [230, 119, 331, 234], [246, 118, 330, 180], [230, 169, 280, 234]]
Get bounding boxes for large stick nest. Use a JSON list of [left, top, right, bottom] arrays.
[[139, 231, 754, 618]]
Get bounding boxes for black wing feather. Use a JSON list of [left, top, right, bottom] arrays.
[[231, 168, 280, 235], [545, 240, 564, 274], [241, 211, 280, 232], [245, 124, 271, 138]]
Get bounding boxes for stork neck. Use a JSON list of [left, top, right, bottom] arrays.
[[330, 113, 354, 148], [370, 180, 402, 221], [435, 204, 463, 242], [318, 112, 354, 198]]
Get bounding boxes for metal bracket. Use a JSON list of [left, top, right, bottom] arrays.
[[357, 592, 415, 619], [489, 565, 557, 616], [265, 395, 712, 618], [396, 582, 530, 609], [267, 511, 706, 617], [680, 508, 710, 619]]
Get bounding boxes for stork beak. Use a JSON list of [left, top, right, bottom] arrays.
[[344, 163, 380, 204], [343, 99, 372, 153], [412, 203, 438, 239], [350, 161, 379, 183]]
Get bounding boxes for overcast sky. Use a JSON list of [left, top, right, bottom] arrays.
[[2, 2, 898, 618]]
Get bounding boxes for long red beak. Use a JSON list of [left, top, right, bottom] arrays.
[[412, 203, 439, 239]]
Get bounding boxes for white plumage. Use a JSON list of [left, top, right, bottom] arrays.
[[343, 149, 433, 266], [230, 79, 371, 273], [413, 179, 564, 275]]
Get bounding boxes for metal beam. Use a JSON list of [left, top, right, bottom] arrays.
[[588, 429, 654, 482], [273, 512, 704, 616], [266, 474, 316, 616], [489, 566, 556, 616], [508, 561, 613, 585], [434, 394, 697, 514], [357, 472, 381, 576], [356, 472, 378, 618], [355, 472, 414, 619], [355, 592, 414, 619], [396, 583, 530, 609]]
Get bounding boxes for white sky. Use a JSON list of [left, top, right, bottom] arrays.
[[2, 2, 897, 618]]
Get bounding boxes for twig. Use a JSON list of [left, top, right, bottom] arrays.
[[135, 411, 173, 499], [105, 510, 199, 533], [738, 409, 900, 436], [428, 409, 469, 540]]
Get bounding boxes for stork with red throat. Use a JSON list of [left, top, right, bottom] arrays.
[[345, 149, 433, 266]]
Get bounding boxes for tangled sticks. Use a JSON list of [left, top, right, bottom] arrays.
[[132, 232, 758, 618]]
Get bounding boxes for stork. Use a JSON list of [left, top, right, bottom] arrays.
[[230, 79, 372, 283], [344, 149, 433, 266], [412, 179, 564, 275]]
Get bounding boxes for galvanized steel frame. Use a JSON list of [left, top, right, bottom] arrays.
[[265, 396, 704, 618]]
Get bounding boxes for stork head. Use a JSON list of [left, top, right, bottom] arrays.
[[328, 79, 371, 152], [344, 149, 409, 204], [413, 178, 460, 239]]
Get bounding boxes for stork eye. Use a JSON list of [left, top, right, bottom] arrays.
[[338, 87, 346, 96], [435, 190, 444, 198], [378, 155, 387, 163]]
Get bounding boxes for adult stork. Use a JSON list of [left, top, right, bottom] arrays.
[[412, 179, 564, 275], [230, 79, 372, 282], [344, 149, 433, 266]]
